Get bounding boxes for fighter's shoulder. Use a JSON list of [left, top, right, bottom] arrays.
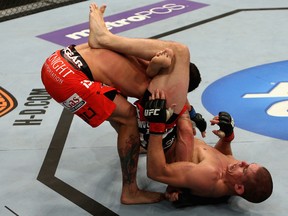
[[184, 163, 219, 193], [194, 137, 207, 146]]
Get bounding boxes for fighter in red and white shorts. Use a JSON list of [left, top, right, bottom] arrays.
[[41, 45, 118, 127]]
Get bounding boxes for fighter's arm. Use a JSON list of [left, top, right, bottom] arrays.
[[174, 99, 207, 161], [174, 110, 194, 162], [188, 102, 207, 138], [147, 134, 189, 186], [144, 90, 213, 189], [147, 133, 214, 190], [210, 112, 235, 156]]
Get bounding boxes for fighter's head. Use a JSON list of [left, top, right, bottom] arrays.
[[188, 63, 201, 92], [227, 162, 273, 203], [241, 165, 273, 203]]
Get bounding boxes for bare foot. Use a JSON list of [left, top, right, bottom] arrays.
[[146, 48, 174, 77], [88, 3, 111, 48], [153, 48, 174, 68], [121, 189, 164, 204]]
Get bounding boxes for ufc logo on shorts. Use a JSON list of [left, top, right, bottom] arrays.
[[145, 109, 160, 116]]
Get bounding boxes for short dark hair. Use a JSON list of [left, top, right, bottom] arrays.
[[241, 166, 273, 203], [188, 63, 201, 92]]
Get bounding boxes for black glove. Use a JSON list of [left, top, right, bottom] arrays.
[[218, 111, 234, 137], [144, 98, 167, 135], [189, 106, 207, 133]]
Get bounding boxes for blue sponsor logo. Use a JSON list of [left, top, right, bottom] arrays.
[[202, 60, 288, 140]]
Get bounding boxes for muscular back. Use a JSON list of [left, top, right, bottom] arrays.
[[76, 44, 151, 98]]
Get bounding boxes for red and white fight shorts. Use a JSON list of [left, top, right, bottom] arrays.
[[41, 45, 117, 127]]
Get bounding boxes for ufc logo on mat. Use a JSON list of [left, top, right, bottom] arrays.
[[145, 109, 161, 116]]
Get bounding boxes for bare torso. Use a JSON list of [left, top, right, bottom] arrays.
[[190, 138, 237, 197], [192, 138, 233, 163], [76, 43, 151, 98], [166, 137, 237, 197]]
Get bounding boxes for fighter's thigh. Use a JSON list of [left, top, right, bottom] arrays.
[[148, 70, 189, 114], [148, 46, 190, 113]]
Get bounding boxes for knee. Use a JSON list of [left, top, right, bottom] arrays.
[[127, 104, 137, 118], [178, 44, 190, 61], [109, 102, 138, 128], [169, 41, 190, 60], [123, 105, 138, 127]]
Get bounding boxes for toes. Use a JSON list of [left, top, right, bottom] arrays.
[[100, 5, 107, 14]]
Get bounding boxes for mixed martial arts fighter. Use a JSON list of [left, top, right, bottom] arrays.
[[41, 3, 202, 204], [144, 90, 273, 204]]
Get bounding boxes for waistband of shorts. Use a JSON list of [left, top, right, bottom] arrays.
[[60, 45, 94, 81]]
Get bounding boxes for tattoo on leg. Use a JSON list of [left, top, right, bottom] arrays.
[[119, 135, 139, 185]]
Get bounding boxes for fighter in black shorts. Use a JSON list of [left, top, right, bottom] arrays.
[[134, 77, 207, 152]]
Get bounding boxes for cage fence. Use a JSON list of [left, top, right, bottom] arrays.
[[0, 0, 87, 22]]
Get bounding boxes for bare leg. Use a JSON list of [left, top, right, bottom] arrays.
[[108, 95, 164, 204], [88, 4, 109, 49], [88, 3, 190, 114], [146, 48, 173, 78], [88, 3, 185, 61], [88, 4, 194, 200]]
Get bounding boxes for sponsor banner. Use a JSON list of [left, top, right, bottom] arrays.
[[61, 93, 86, 113], [0, 87, 18, 117], [37, 0, 208, 46], [13, 89, 52, 126], [202, 60, 288, 140]]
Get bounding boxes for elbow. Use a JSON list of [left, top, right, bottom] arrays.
[[178, 118, 193, 133], [147, 167, 166, 182], [147, 172, 163, 183], [147, 170, 153, 180], [147, 169, 158, 181]]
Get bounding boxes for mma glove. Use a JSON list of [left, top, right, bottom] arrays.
[[189, 106, 207, 133], [218, 111, 235, 142], [144, 98, 167, 135]]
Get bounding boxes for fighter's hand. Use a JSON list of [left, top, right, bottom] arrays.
[[165, 191, 180, 202], [165, 186, 182, 202], [189, 106, 207, 137], [144, 89, 167, 135], [210, 111, 234, 141]]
